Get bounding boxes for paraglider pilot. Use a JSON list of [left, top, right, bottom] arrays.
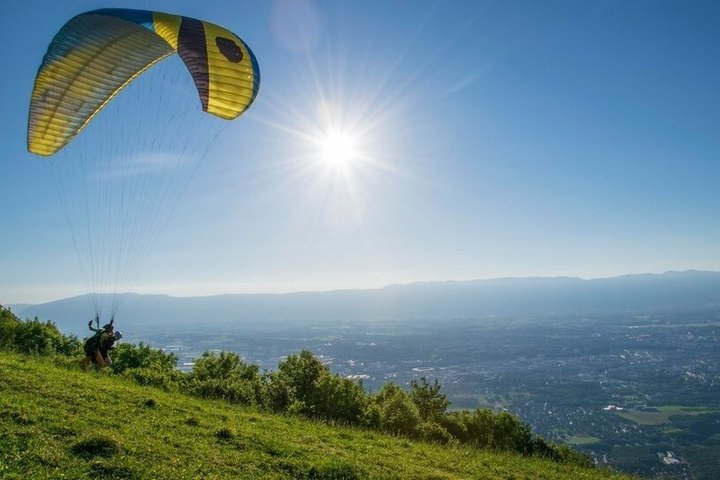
[[82, 316, 122, 370]]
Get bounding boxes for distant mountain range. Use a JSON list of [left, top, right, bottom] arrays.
[[7, 270, 720, 335]]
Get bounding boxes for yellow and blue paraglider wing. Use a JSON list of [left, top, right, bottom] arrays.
[[27, 9, 260, 157]]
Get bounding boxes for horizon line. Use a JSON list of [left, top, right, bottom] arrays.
[[6, 269, 717, 307]]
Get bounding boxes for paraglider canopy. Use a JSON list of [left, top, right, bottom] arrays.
[[26, 9, 260, 319], [28, 8, 260, 157]]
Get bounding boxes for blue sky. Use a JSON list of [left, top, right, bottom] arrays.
[[2, 0, 719, 304]]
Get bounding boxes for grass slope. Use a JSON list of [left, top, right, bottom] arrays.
[[0, 353, 632, 480]]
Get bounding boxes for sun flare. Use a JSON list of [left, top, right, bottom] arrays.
[[318, 130, 359, 167]]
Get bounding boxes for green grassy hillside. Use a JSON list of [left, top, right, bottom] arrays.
[[0, 352, 631, 480]]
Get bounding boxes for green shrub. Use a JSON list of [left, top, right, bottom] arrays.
[[267, 350, 366, 424], [438, 412, 468, 442], [276, 350, 327, 416], [379, 390, 421, 437], [264, 370, 293, 412], [123, 366, 184, 391], [409, 377, 449, 422], [417, 421, 453, 444], [460, 408, 496, 448], [362, 402, 382, 429], [0, 306, 20, 349], [492, 411, 533, 454], [186, 376, 263, 405], [191, 351, 259, 382], [185, 351, 264, 405], [110, 342, 177, 374], [0, 308, 81, 357], [312, 373, 367, 424]]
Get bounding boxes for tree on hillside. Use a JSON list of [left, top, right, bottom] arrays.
[[269, 350, 366, 424], [312, 373, 367, 424], [409, 377, 450, 421], [268, 350, 326, 415], [492, 412, 533, 453]]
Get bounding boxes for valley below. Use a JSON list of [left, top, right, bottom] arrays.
[[135, 309, 720, 479]]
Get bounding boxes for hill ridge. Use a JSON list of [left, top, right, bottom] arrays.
[[12, 270, 720, 335]]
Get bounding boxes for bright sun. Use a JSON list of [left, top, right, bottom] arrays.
[[318, 130, 359, 167]]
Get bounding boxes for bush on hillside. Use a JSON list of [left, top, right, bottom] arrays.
[[451, 408, 495, 448], [275, 350, 327, 416], [492, 411, 533, 454], [312, 373, 367, 424], [108, 341, 183, 391], [409, 377, 449, 422], [0, 306, 20, 350], [185, 351, 264, 406], [375, 386, 421, 436], [110, 342, 177, 374], [437, 412, 468, 441], [266, 350, 367, 424], [264, 370, 293, 413], [0, 306, 80, 356], [417, 420, 454, 444]]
